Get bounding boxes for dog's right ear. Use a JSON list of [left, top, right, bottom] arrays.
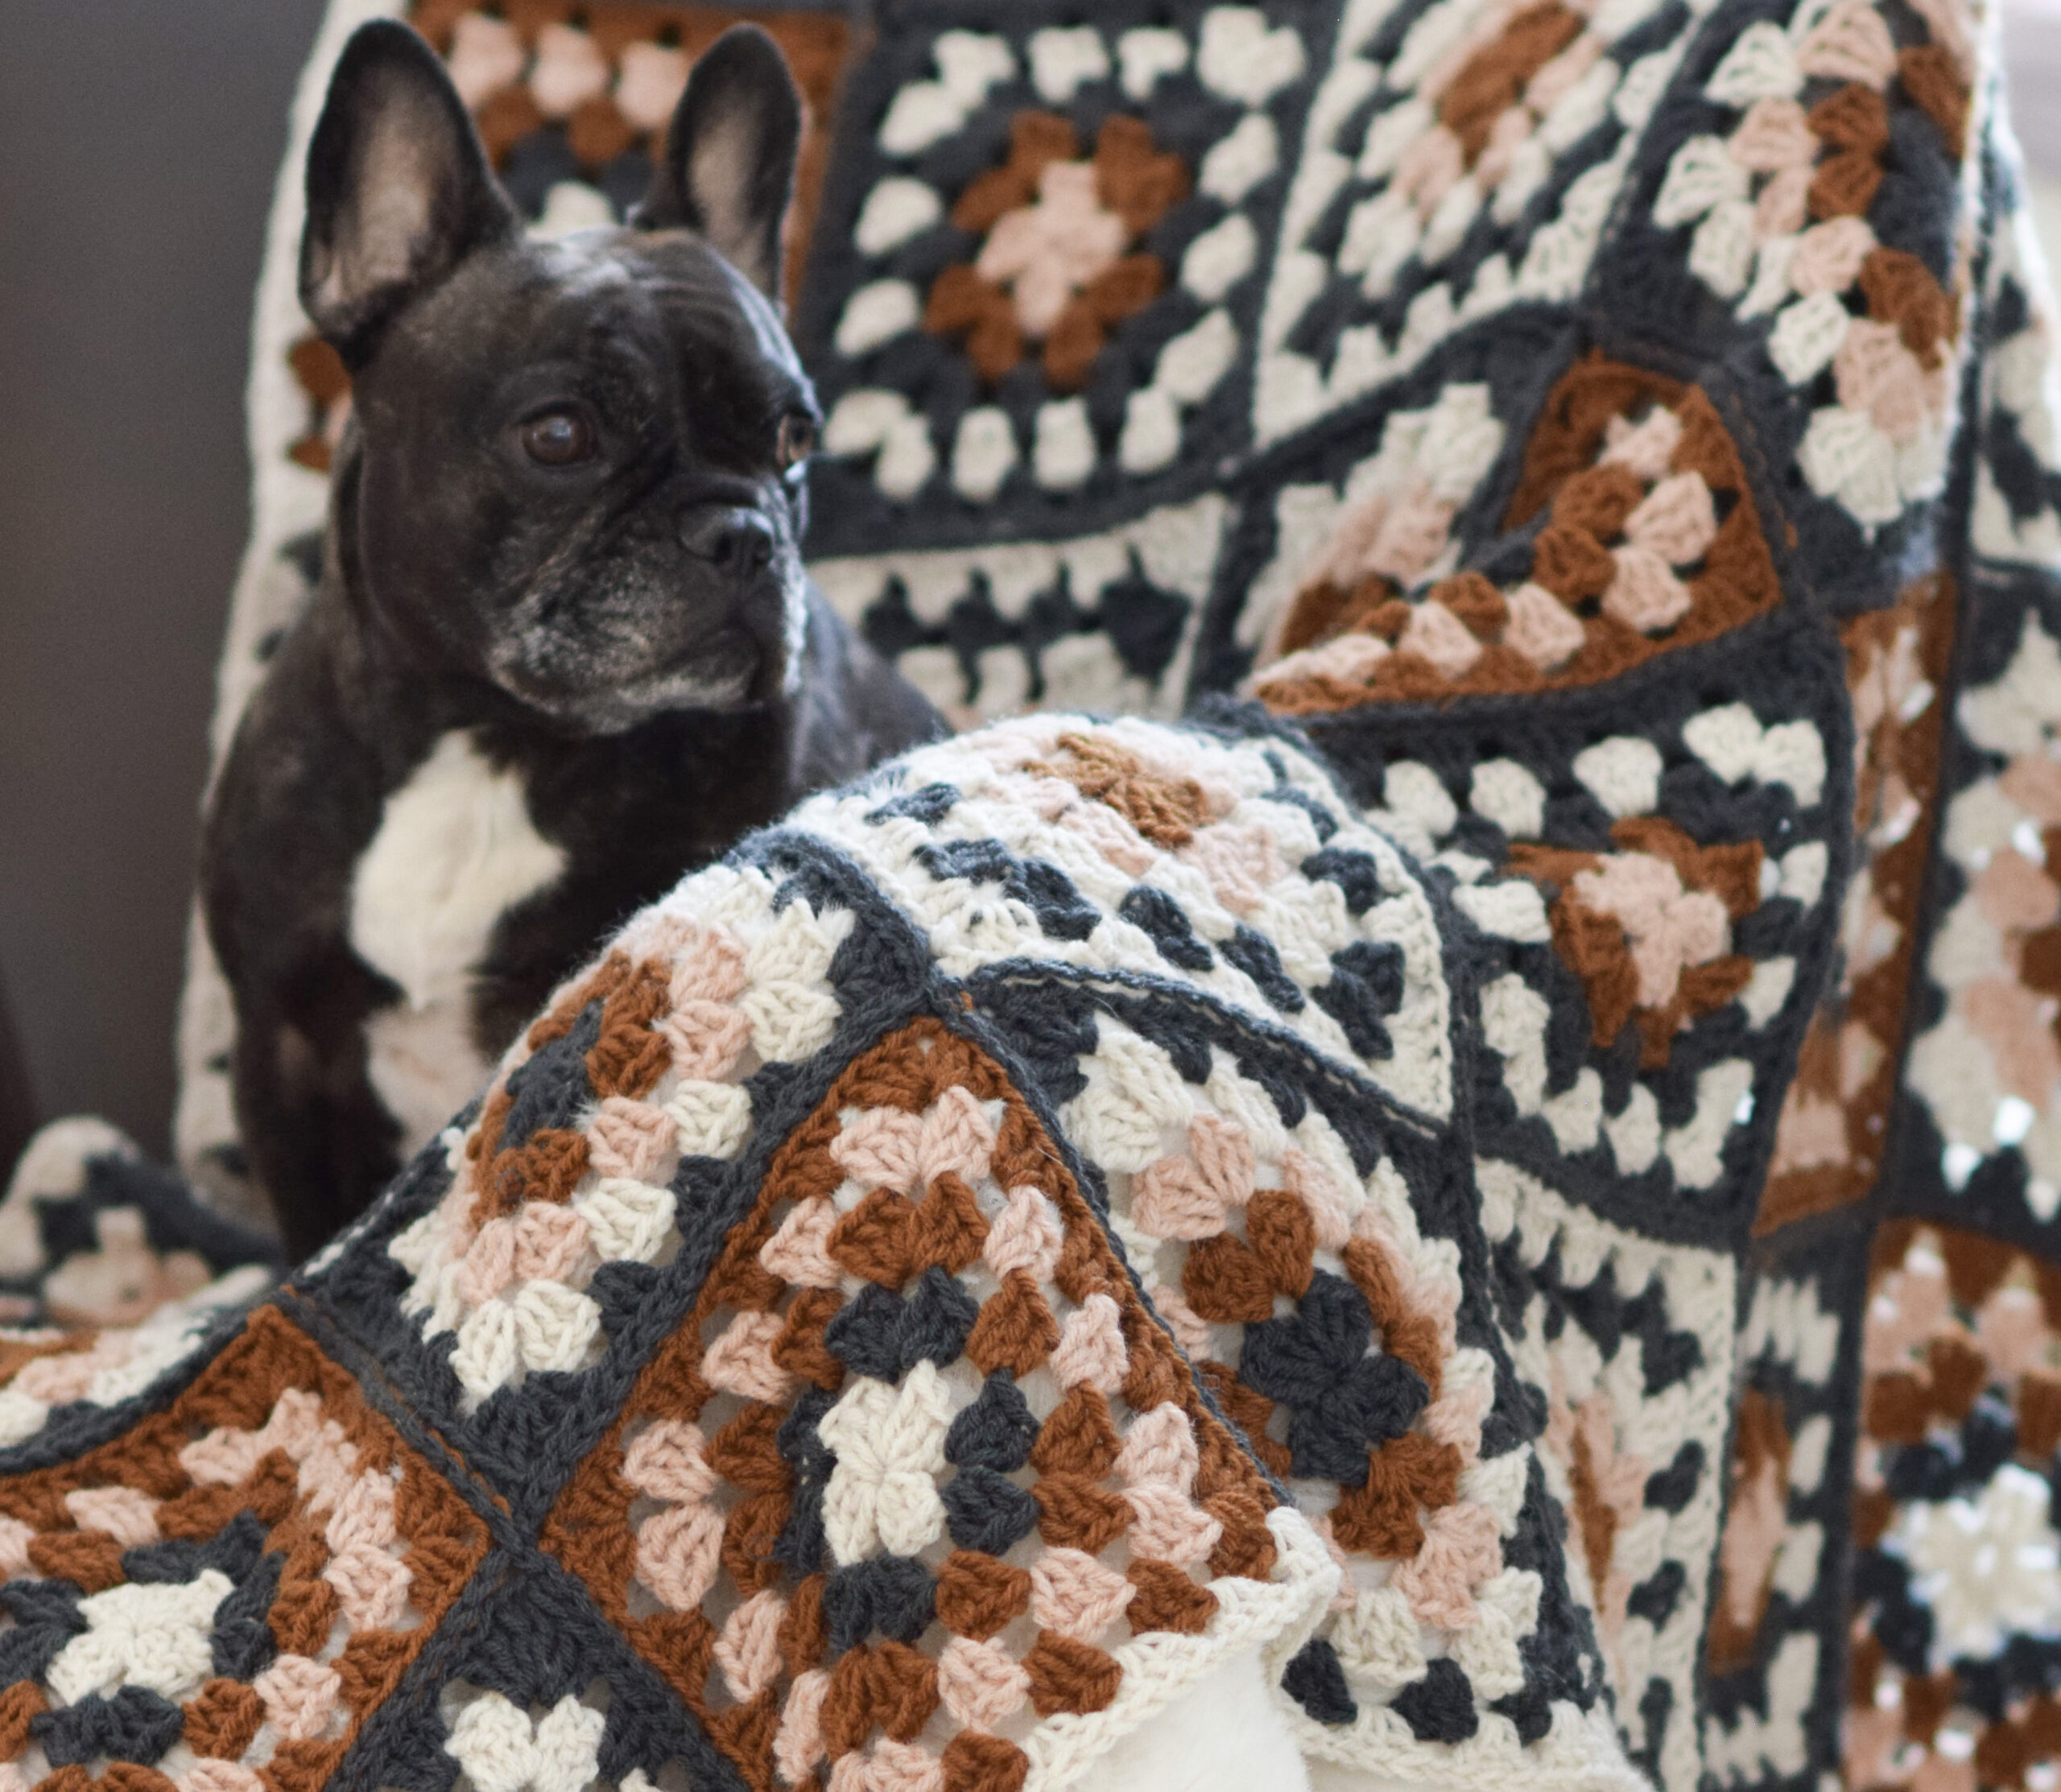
[[299, 21, 517, 367]]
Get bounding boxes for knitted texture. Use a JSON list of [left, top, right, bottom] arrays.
[[52, 0, 2061, 1790]]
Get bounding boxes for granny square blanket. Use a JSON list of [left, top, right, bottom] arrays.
[[9, 0, 2061, 1790]]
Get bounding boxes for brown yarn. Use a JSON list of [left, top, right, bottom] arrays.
[[770, 1288, 845, 1391], [1860, 247, 1959, 365], [1551, 462, 1648, 542], [537, 1015, 1284, 1790], [587, 958, 673, 1100], [1809, 82, 1890, 154], [1530, 522, 1617, 604], [1123, 1559, 1220, 1634], [1181, 1233, 1277, 1324], [964, 1269, 1061, 1377], [1433, 572, 1510, 640], [926, 266, 1022, 385], [1245, 1189, 1315, 1297], [1197, 1358, 1294, 1481], [909, 1171, 991, 1274], [1863, 1370, 1930, 1444], [1756, 578, 1956, 1233], [1204, 1489, 1278, 1580], [1901, 1670, 1958, 1745], [954, 112, 1080, 233], [566, 93, 638, 167], [935, 1550, 1033, 1640], [1808, 149, 1884, 221], [1328, 1432, 1462, 1557], [940, 1729, 1030, 1792], [1704, 1388, 1791, 1674], [707, 1404, 790, 1494], [0, 1684, 43, 1761], [1937, 1227, 2015, 1308], [1022, 1633, 1122, 1717], [826, 1187, 919, 1288], [1039, 734, 1213, 849], [1925, 1328, 1988, 1422], [1030, 1385, 1123, 1479], [1898, 43, 1968, 157], [2019, 1370, 2061, 1459], [27, 1529, 125, 1592], [1094, 115, 1190, 236], [1032, 1473, 1134, 1554], [1439, 2, 1584, 159]]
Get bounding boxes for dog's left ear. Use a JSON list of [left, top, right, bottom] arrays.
[[635, 27, 801, 299]]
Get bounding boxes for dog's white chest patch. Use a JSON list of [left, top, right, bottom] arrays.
[[349, 730, 566, 1148]]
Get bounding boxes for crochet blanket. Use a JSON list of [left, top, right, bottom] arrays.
[[10, 0, 2061, 1790]]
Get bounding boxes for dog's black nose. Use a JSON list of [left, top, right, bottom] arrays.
[[679, 505, 774, 575]]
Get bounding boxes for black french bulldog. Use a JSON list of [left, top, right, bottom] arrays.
[[202, 21, 940, 1260]]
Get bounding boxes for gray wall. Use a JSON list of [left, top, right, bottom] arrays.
[[0, 2, 326, 1162]]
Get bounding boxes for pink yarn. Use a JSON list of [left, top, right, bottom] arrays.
[[916, 1085, 998, 1186], [1188, 1113, 1257, 1208], [1603, 545, 1694, 634], [179, 1426, 263, 1489], [670, 925, 749, 1005], [1050, 1294, 1130, 1392], [831, 1107, 925, 1192], [1399, 601, 1485, 678], [759, 1198, 844, 1290], [1788, 217, 1876, 295], [1030, 1546, 1137, 1640], [774, 1668, 831, 1782], [622, 1418, 715, 1503], [1600, 409, 1683, 482], [1365, 484, 1456, 585], [64, 1484, 159, 1547], [981, 1187, 1064, 1281], [1755, 165, 1812, 241], [1179, 822, 1282, 917], [1524, 33, 1601, 111], [716, 1588, 787, 1703], [1835, 320, 1936, 443], [324, 1468, 397, 1552], [180, 1763, 266, 1792], [456, 1216, 518, 1307], [1124, 1483, 1224, 1566], [1283, 1147, 1353, 1250], [664, 997, 754, 1080], [0, 1516, 34, 1575], [1623, 472, 1718, 566], [1131, 1154, 1229, 1241], [1114, 1402, 1200, 1492], [1394, 1501, 1505, 1630], [513, 1200, 589, 1284], [587, 1098, 676, 1183], [254, 1654, 343, 1741], [1795, 0, 1898, 85], [863, 1739, 946, 1792], [937, 1635, 1032, 1730], [529, 21, 608, 119], [324, 1538, 412, 1629], [635, 1500, 725, 1611], [700, 1310, 795, 1402], [1728, 98, 1817, 173]]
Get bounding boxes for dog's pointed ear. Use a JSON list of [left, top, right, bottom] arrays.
[[634, 26, 801, 299], [299, 21, 517, 366]]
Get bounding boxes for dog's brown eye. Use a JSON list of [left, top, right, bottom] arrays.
[[520, 407, 597, 466], [777, 412, 816, 472]]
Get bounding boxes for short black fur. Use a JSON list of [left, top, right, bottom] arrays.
[[204, 22, 942, 1259]]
